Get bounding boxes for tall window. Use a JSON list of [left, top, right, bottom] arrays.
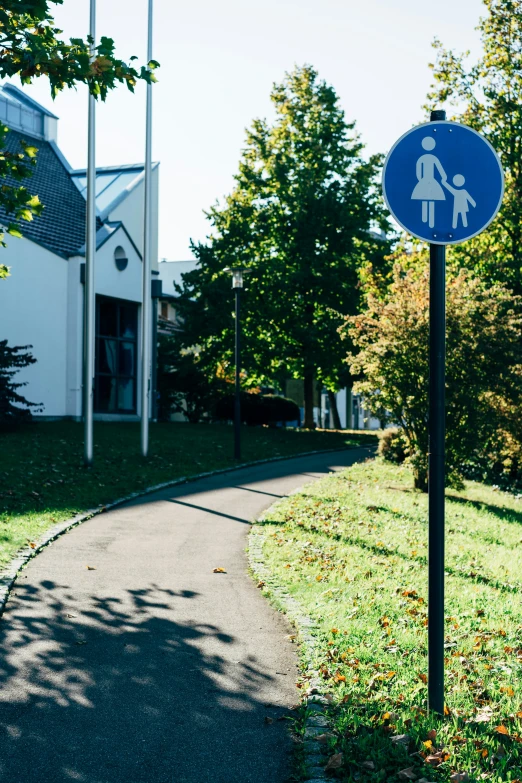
[[95, 296, 138, 413]]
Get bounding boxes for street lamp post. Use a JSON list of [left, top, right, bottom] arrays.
[[225, 268, 250, 459]]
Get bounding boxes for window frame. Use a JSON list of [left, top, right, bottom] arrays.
[[94, 295, 139, 415]]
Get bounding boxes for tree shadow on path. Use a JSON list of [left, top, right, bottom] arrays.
[[0, 580, 295, 783]]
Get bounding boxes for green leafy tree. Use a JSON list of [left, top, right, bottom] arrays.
[[178, 65, 390, 428], [344, 263, 522, 490], [0, 0, 158, 278], [0, 339, 42, 427], [426, 0, 522, 292]]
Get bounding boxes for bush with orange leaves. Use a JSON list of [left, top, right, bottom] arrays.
[[342, 264, 522, 491]]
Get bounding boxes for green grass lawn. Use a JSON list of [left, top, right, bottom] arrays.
[[0, 420, 375, 569], [254, 457, 522, 783]]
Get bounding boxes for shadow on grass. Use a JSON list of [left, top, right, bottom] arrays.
[[445, 492, 522, 525], [0, 581, 292, 783]]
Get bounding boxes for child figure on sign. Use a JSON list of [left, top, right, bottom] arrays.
[[443, 174, 476, 229]]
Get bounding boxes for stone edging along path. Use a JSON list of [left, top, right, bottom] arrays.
[[0, 444, 373, 617], [248, 497, 337, 783]]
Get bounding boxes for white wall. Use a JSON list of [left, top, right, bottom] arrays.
[[0, 236, 68, 416], [95, 230, 143, 303], [107, 166, 159, 271]]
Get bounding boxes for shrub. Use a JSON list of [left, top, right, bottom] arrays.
[[214, 393, 300, 426], [0, 340, 42, 430], [344, 265, 522, 491], [378, 428, 408, 464]]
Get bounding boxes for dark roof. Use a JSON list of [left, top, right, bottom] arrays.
[[0, 128, 89, 258]]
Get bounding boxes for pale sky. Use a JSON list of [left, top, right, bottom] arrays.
[[18, 0, 485, 260]]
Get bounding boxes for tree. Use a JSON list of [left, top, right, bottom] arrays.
[[0, 0, 158, 278], [343, 262, 522, 490], [0, 339, 42, 427], [426, 0, 522, 293], [156, 334, 225, 424], [177, 65, 390, 428]]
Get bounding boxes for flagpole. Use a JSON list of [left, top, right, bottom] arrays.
[[83, 0, 96, 466], [141, 0, 153, 457]]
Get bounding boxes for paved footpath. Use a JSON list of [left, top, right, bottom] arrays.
[[0, 446, 372, 783]]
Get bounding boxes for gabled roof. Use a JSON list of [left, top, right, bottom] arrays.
[[70, 162, 159, 221], [2, 84, 59, 119], [0, 128, 90, 258], [75, 220, 142, 260]]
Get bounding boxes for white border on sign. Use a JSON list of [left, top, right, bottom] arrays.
[[381, 120, 505, 246]]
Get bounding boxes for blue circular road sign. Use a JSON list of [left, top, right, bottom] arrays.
[[382, 121, 504, 245]]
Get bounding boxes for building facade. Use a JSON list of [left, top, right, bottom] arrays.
[[0, 84, 160, 420]]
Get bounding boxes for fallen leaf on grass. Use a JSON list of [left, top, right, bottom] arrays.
[[398, 767, 417, 780], [474, 706, 493, 723], [427, 729, 437, 741], [316, 733, 335, 744], [213, 567, 227, 573], [325, 753, 343, 771], [495, 725, 510, 735], [361, 760, 375, 770], [450, 774, 469, 783], [257, 580, 265, 588], [392, 734, 411, 746], [501, 686, 515, 697]]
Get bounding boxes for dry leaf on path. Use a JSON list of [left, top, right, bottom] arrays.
[[86, 565, 96, 570], [213, 567, 227, 573]]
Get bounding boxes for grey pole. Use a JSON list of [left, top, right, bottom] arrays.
[[141, 0, 154, 457], [234, 286, 241, 460], [83, 0, 96, 467], [428, 108, 447, 715]]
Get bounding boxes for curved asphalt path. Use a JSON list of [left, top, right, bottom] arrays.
[[0, 446, 372, 783]]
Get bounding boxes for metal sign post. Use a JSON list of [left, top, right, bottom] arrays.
[[428, 108, 447, 713], [382, 112, 504, 715]]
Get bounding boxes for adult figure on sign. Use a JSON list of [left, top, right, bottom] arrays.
[[411, 137, 448, 228]]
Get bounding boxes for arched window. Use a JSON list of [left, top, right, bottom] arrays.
[[114, 245, 128, 271]]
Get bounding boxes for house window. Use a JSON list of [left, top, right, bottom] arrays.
[[161, 301, 169, 318], [114, 245, 128, 271], [95, 296, 138, 414]]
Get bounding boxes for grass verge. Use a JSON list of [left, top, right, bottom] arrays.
[[0, 420, 375, 569], [254, 457, 522, 783]]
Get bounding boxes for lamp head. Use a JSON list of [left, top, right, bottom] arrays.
[[224, 266, 251, 289]]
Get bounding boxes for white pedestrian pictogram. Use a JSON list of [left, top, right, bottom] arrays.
[[411, 137, 447, 228], [442, 175, 476, 228]]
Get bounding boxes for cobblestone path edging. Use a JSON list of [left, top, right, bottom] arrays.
[[0, 446, 361, 618], [248, 505, 333, 783]]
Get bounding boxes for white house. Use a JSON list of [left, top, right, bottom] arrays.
[[0, 84, 160, 420]]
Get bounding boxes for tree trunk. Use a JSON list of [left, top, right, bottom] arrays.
[[303, 372, 315, 429], [327, 389, 342, 430], [414, 467, 429, 492]]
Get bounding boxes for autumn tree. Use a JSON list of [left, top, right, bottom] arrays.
[[344, 262, 522, 490], [0, 0, 157, 278], [177, 65, 389, 428], [427, 0, 522, 292]]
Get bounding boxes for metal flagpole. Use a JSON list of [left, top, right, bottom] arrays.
[[83, 0, 96, 467], [141, 0, 153, 457]]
